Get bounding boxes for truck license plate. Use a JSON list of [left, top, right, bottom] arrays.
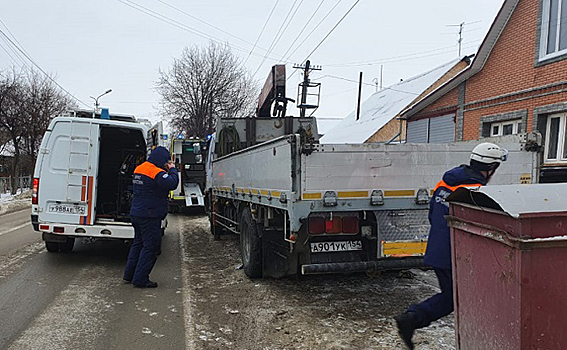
[[310, 240, 362, 253], [48, 204, 86, 215]]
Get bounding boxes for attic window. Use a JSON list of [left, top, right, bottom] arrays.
[[490, 119, 521, 137], [539, 0, 567, 61]]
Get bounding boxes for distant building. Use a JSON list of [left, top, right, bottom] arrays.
[[320, 56, 472, 144]]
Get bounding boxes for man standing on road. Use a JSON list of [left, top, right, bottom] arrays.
[[123, 146, 179, 288], [394, 142, 507, 349]]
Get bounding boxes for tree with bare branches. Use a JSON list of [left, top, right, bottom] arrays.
[[0, 67, 73, 193], [156, 42, 257, 138]]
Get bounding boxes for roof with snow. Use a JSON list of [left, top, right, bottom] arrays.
[[320, 58, 465, 144], [316, 117, 343, 136]]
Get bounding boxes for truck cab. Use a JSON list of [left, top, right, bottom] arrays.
[[169, 137, 208, 212]]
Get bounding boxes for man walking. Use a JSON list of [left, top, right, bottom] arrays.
[[123, 146, 179, 288], [394, 142, 507, 349]]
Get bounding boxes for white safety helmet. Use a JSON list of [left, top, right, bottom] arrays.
[[470, 142, 507, 171]]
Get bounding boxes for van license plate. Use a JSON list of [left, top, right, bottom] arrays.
[[310, 241, 363, 253], [48, 204, 86, 215]]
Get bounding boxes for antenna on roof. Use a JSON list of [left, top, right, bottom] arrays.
[[447, 20, 482, 56]]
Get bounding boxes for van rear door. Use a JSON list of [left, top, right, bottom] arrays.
[[147, 121, 167, 151], [38, 119, 97, 225]]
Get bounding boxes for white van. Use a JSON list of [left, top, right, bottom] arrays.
[[31, 109, 166, 252]]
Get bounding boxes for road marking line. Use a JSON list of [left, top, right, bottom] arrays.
[[0, 222, 30, 236]]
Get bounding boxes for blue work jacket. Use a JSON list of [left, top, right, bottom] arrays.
[[423, 165, 487, 269], [130, 146, 179, 219]]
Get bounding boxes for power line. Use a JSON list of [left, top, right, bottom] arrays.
[[287, 0, 359, 82], [155, 0, 276, 60], [0, 17, 33, 63], [320, 74, 420, 95], [304, 0, 360, 62], [280, 0, 326, 62], [244, 0, 280, 65], [269, 0, 306, 56], [284, 0, 343, 64], [0, 27, 90, 108], [252, 0, 302, 78], [117, 0, 285, 64], [325, 40, 482, 67], [0, 36, 29, 69]]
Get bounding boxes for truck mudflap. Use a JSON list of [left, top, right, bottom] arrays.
[[300, 257, 425, 275]]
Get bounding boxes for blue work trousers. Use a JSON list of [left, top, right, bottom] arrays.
[[408, 268, 454, 328], [123, 217, 162, 285]]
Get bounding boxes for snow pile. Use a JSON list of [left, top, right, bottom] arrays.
[[0, 189, 32, 215]]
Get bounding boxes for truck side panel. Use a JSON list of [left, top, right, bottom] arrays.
[[301, 136, 536, 195], [212, 136, 294, 193]]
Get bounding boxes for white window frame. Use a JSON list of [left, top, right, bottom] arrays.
[[544, 112, 567, 164], [540, 0, 567, 61], [490, 119, 521, 137]]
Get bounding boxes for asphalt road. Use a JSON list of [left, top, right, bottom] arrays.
[[0, 209, 187, 350], [0, 208, 38, 257], [0, 209, 452, 350]]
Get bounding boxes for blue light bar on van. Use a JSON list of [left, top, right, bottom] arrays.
[[101, 108, 110, 119]]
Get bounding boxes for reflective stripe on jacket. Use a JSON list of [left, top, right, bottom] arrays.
[[423, 165, 486, 269], [130, 161, 179, 219]]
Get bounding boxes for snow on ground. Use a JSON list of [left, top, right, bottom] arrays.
[[0, 189, 32, 216]]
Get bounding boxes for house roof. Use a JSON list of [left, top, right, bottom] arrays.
[[400, 0, 520, 119], [320, 58, 465, 144], [316, 117, 343, 136]]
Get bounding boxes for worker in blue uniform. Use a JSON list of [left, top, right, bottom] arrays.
[[123, 146, 179, 288], [394, 142, 507, 349]]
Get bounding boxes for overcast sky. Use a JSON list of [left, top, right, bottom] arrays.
[[0, 0, 504, 125]]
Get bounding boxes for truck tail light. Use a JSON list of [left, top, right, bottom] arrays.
[[53, 226, 65, 233], [308, 217, 325, 234], [325, 217, 342, 234], [32, 178, 39, 204], [342, 216, 359, 234]]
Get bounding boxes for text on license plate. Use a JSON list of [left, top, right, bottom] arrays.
[[48, 204, 86, 215], [310, 240, 363, 253]]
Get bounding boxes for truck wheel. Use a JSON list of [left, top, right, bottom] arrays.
[[59, 238, 75, 253], [240, 208, 262, 278], [45, 241, 59, 252]]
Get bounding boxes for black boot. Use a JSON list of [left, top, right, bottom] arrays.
[[394, 312, 417, 350]]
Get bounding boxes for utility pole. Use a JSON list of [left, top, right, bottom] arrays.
[[293, 60, 322, 117], [356, 72, 363, 121]]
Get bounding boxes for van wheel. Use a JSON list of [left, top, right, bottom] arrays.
[[239, 208, 262, 278], [59, 238, 75, 253], [45, 241, 59, 252]]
